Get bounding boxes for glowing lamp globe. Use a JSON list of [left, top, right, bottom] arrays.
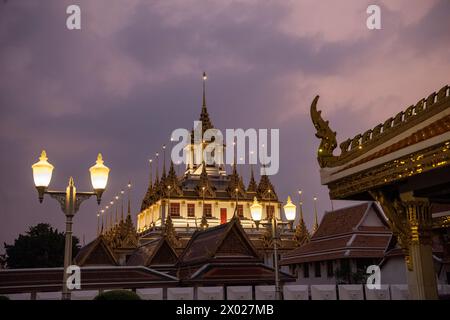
[[283, 196, 297, 221], [250, 197, 263, 222], [89, 153, 109, 190], [32, 150, 54, 188]]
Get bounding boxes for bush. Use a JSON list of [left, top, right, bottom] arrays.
[[0, 295, 10, 300], [94, 290, 141, 300]]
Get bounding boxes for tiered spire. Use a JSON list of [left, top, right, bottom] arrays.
[[312, 196, 319, 234], [227, 161, 245, 197], [163, 214, 180, 247], [166, 161, 182, 195], [257, 173, 277, 200], [294, 191, 311, 246], [141, 159, 154, 211], [199, 72, 213, 133], [197, 161, 215, 197], [247, 166, 258, 193]]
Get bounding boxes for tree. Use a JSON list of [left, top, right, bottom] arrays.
[[4, 223, 80, 268]]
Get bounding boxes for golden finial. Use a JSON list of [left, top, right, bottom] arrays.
[[96, 153, 104, 164], [313, 196, 319, 233], [39, 150, 48, 161], [202, 71, 207, 107]]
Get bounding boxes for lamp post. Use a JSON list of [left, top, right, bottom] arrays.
[[31, 151, 109, 300], [250, 193, 296, 301]]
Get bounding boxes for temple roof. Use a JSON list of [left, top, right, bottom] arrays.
[[177, 217, 261, 267], [74, 236, 118, 266], [0, 266, 178, 294], [311, 85, 450, 200], [126, 237, 178, 269], [280, 202, 391, 265]]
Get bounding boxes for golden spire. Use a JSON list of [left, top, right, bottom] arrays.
[[313, 196, 319, 233], [127, 181, 132, 217], [115, 204, 118, 225], [115, 195, 119, 225], [102, 209, 106, 234], [199, 72, 213, 132], [162, 144, 166, 178], [97, 211, 100, 236], [155, 152, 159, 182], [202, 71, 207, 108], [298, 190, 304, 222], [120, 189, 125, 221]]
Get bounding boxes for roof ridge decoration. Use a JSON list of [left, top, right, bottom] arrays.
[[294, 218, 311, 247], [227, 163, 246, 198], [163, 214, 181, 248], [257, 174, 278, 200], [247, 166, 258, 193], [199, 71, 214, 133], [166, 161, 183, 196], [196, 161, 216, 197], [311, 85, 450, 168]]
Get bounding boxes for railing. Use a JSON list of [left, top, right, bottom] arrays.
[[4, 284, 450, 300]]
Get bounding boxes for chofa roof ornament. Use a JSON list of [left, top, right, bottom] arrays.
[[310, 95, 338, 168]]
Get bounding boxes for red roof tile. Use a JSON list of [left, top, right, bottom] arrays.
[[313, 203, 369, 238]]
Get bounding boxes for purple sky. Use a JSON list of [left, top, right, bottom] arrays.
[[1, 0, 449, 250]]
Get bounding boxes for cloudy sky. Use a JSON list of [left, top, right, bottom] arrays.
[[0, 0, 449, 249]]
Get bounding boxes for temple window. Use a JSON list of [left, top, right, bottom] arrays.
[[237, 204, 244, 218], [203, 203, 212, 217], [187, 203, 195, 217], [266, 205, 274, 219], [169, 203, 180, 217]]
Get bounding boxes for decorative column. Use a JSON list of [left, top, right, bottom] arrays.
[[371, 190, 438, 300], [403, 199, 438, 300]]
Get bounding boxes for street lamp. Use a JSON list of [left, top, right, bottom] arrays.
[[250, 197, 262, 229], [283, 196, 297, 229], [31, 150, 109, 300], [250, 192, 297, 301]]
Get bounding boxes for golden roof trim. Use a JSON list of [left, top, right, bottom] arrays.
[[311, 85, 449, 168]]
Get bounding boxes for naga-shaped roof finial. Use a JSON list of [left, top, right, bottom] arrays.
[[310, 95, 337, 168]]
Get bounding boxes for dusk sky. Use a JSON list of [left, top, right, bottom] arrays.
[[1, 0, 449, 250]]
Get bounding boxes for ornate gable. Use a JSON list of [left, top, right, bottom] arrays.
[[257, 174, 278, 200], [216, 227, 258, 258], [196, 162, 216, 197], [227, 164, 246, 198], [75, 236, 118, 266], [151, 239, 179, 265]]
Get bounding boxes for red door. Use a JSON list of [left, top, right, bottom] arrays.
[[220, 208, 227, 224]]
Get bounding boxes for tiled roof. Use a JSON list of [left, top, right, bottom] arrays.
[[337, 115, 450, 173], [74, 236, 118, 266], [184, 263, 296, 284], [431, 203, 450, 214], [0, 266, 178, 294], [313, 203, 369, 238], [177, 218, 260, 266], [280, 202, 391, 265]]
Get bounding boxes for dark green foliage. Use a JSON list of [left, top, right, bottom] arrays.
[[0, 295, 10, 300], [4, 223, 80, 268], [94, 290, 141, 300]]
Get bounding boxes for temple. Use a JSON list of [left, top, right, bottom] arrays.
[[133, 72, 304, 266], [71, 73, 308, 285], [309, 85, 450, 299]]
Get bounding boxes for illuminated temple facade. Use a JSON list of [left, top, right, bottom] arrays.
[[134, 75, 304, 265]]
